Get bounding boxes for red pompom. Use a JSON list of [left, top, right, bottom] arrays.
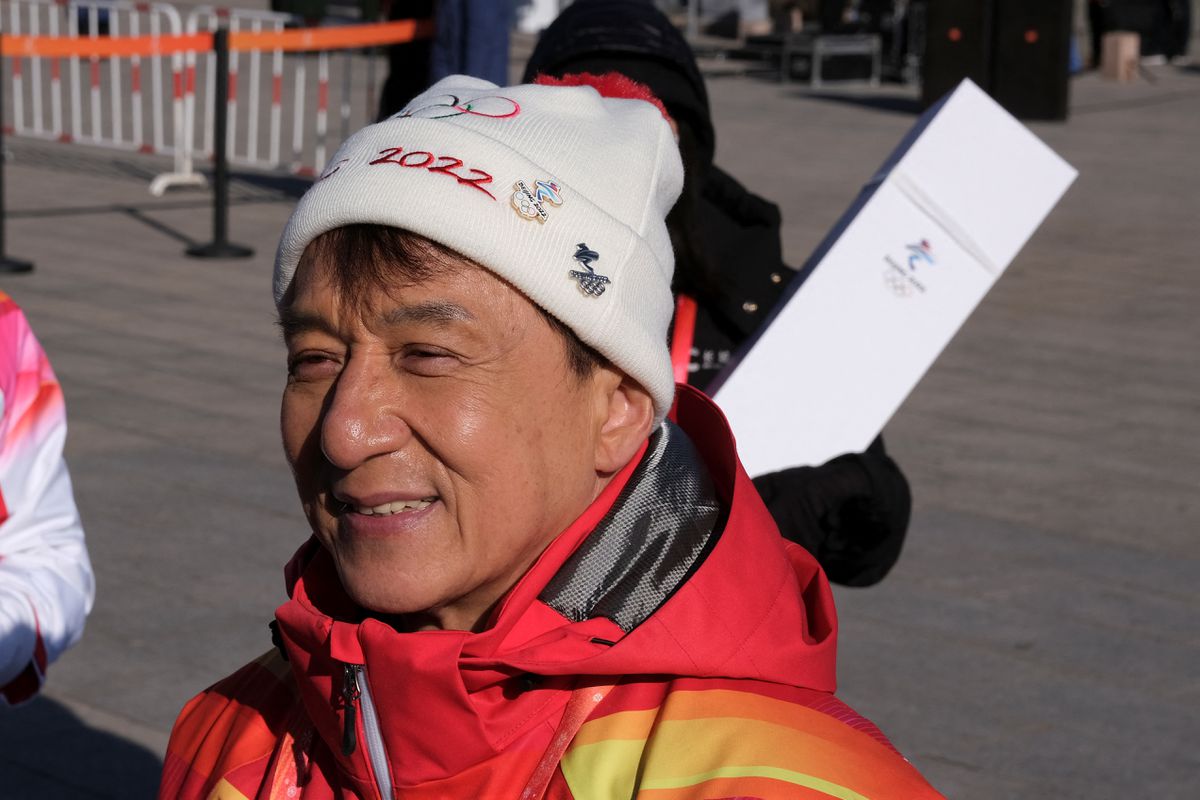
[[533, 71, 673, 124]]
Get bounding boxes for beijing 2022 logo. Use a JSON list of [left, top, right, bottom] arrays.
[[883, 239, 934, 297]]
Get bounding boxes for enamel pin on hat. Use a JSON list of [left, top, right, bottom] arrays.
[[568, 243, 610, 296], [512, 179, 564, 223]]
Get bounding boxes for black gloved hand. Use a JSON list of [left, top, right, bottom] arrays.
[[752, 436, 911, 587]]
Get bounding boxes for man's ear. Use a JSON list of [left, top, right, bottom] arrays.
[[593, 366, 656, 474]]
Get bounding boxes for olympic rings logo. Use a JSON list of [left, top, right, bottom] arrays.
[[883, 267, 914, 298], [513, 193, 538, 217], [395, 94, 521, 121]]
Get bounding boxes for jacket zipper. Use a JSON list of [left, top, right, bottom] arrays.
[[342, 663, 394, 800]]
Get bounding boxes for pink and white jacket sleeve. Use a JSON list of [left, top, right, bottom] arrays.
[[0, 293, 94, 705]]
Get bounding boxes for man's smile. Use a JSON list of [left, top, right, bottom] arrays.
[[345, 498, 437, 516]]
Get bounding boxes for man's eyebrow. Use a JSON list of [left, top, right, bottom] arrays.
[[275, 308, 334, 339], [275, 301, 475, 339], [383, 301, 475, 327]]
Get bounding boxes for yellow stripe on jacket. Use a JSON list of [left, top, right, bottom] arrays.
[[560, 688, 943, 800]]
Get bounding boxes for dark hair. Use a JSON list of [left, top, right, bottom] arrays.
[[294, 224, 609, 380]]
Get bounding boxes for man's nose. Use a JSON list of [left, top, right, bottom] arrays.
[[320, 358, 409, 469]]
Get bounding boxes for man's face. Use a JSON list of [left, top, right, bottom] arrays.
[[279, 251, 611, 631]]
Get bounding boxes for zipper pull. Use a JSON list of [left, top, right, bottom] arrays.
[[341, 663, 362, 757]]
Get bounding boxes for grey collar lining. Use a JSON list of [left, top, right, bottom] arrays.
[[539, 421, 724, 633]]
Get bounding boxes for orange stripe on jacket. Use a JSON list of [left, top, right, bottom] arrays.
[[160, 651, 298, 799]]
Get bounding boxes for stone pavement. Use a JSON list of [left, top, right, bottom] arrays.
[[1, 58, 1198, 798]]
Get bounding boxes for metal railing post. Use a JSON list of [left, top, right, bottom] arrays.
[[186, 28, 252, 259]]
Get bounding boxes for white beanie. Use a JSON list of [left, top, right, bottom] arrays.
[[274, 75, 684, 423]]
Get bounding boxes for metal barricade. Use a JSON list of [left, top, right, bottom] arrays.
[[4, 6, 424, 195], [182, 5, 366, 182], [182, 5, 289, 179], [4, 0, 190, 186]]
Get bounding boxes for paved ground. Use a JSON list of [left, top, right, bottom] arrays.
[[0, 51, 1198, 800]]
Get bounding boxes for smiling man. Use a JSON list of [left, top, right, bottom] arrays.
[[160, 76, 943, 799]]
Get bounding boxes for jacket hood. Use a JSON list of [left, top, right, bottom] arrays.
[[273, 385, 836, 788]]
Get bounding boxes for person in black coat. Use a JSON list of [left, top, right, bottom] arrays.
[[521, 0, 911, 587], [377, 0, 436, 119]]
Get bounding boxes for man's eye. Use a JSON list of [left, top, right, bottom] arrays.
[[402, 347, 459, 375], [287, 353, 340, 379]]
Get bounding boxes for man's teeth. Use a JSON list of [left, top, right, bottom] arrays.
[[354, 499, 435, 516]]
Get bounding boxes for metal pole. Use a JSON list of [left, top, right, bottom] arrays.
[[0, 18, 35, 273], [187, 27, 253, 259]]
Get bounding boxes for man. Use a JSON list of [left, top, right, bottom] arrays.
[[161, 76, 943, 798], [0, 291, 94, 705]]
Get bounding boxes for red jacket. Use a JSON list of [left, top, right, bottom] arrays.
[[161, 386, 943, 799]]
